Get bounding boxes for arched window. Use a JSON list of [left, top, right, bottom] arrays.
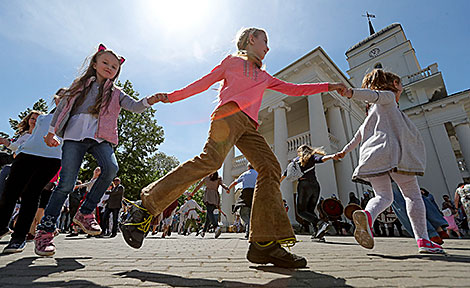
[[374, 63, 383, 69]]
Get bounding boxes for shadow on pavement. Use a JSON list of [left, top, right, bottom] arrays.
[[115, 269, 352, 287], [315, 240, 358, 246], [0, 256, 108, 287], [368, 253, 470, 263]]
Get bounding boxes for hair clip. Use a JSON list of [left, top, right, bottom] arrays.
[[119, 57, 125, 64]]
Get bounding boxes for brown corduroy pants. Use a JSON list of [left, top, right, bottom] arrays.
[[141, 102, 295, 242]]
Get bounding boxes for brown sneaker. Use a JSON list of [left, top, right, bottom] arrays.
[[246, 242, 307, 268]]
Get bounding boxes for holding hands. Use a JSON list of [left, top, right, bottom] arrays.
[[328, 83, 354, 99], [147, 93, 169, 105], [333, 151, 346, 160], [44, 133, 61, 147]]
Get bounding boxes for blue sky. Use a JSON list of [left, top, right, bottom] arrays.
[[1, 0, 469, 163]]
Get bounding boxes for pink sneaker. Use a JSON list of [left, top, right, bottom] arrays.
[[73, 211, 102, 236], [353, 210, 374, 249], [34, 230, 56, 256], [418, 238, 445, 254]]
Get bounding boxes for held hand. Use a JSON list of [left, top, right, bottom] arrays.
[[44, 133, 61, 147], [334, 152, 346, 160], [329, 83, 347, 95], [343, 88, 353, 99]]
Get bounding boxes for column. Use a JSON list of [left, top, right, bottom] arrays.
[[307, 94, 338, 198], [268, 102, 296, 223], [326, 105, 356, 205], [454, 120, 470, 173], [426, 124, 463, 194], [221, 147, 235, 226]]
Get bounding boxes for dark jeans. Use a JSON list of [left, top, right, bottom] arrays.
[[0, 153, 60, 241], [202, 204, 218, 232], [101, 207, 120, 235], [296, 179, 321, 228]]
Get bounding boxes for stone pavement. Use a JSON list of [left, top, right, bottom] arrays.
[[0, 232, 469, 287]]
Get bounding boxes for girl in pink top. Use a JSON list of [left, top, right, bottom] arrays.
[[121, 27, 346, 268]]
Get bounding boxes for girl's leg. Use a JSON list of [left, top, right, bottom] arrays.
[[40, 140, 88, 232], [390, 173, 428, 241], [141, 103, 247, 215], [365, 174, 395, 221], [235, 122, 294, 243], [296, 181, 320, 227], [80, 141, 118, 214]]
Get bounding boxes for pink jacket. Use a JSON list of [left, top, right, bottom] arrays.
[[52, 78, 122, 145], [168, 55, 329, 126]]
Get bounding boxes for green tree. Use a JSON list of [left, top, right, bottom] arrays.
[[78, 80, 179, 200]]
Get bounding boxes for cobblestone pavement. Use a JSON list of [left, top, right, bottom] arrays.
[[0, 232, 469, 287]]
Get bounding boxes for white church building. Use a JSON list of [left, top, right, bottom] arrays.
[[221, 23, 470, 225]]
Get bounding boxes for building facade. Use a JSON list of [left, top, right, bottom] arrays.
[[221, 23, 470, 225]]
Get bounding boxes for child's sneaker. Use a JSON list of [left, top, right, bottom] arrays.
[[353, 210, 374, 249], [246, 241, 307, 268], [73, 211, 102, 236], [3, 239, 26, 254], [418, 238, 445, 254], [34, 230, 55, 256], [120, 200, 153, 249]]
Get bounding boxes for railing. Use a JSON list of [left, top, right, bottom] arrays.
[[287, 132, 311, 152], [231, 132, 341, 169], [403, 63, 438, 85], [232, 155, 248, 169]]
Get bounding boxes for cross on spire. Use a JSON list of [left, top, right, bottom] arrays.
[[362, 12, 376, 35]]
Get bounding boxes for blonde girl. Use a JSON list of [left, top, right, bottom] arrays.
[[121, 27, 346, 268], [34, 44, 160, 256], [336, 69, 444, 254]]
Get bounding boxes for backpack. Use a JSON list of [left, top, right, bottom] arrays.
[[285, 160, 315, 182]]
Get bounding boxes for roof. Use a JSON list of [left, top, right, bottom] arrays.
[[345, 23, 402, 55]]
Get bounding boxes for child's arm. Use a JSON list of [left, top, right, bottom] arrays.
[[343, 88, 396, 105], [321, 154, 336, 162], [165, 57, 228, 103], [267, 76, 347, 97], [336, 129, 362, 159]]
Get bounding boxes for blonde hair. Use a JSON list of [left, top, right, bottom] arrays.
[[361, 69, 401, 93], [17, 110, 43, 135], [234, 27, 266, 68], [60, 46, 123, 116], [297, 144, 325, 166]]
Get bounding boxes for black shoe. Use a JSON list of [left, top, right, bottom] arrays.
[[3, 239, 26, 254], [246, 242, 307, 268], [110, 233, 117, 238], [66, 232, 79, 237], [315, 222, 330, 239], [120, 200, 153, 249]]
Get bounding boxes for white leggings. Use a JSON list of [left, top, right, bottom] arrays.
[[366, 172, 428, 241]]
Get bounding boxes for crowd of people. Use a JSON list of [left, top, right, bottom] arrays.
[[0, 27, 469, 270]]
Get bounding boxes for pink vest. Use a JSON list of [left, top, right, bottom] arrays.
[[54, 78, 122, 145]]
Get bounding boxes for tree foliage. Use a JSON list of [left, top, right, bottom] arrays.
[[4, 99, 49, 139], [78, 80, 179, 200]]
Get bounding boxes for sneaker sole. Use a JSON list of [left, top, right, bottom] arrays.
[[73, 218, 102, 236], [121, 225, 144, 249], [35, 247, 55, 257], [353, 211, 374, 249], [0, 229, 12, 240], [419, 247, 445, 254], [247, 253, 307, 268], [3, 247, 25, 254]]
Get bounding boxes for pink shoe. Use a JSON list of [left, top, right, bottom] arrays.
[[34, 230, 56, 256], [353, 210, 374, 249], [418, 238, 445, 254], [73, 211, 102, 236]]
